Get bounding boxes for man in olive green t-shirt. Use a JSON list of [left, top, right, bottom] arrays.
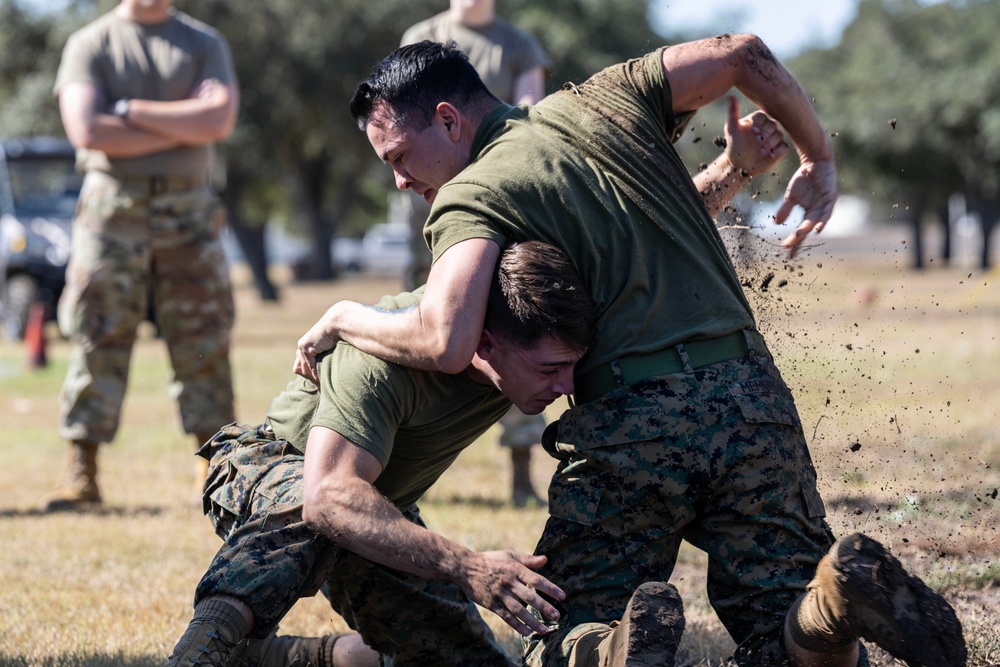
[[167, 242, 596, 667], [296, 41, 966, 667], [46, 0, 239, 511], [401, 0, 555, 508]]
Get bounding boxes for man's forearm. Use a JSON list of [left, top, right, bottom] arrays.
[[125, 85, 238, 144], [693, 153, 749, 217], [304, 474, 474, 583], [80, 115, 181, 157]]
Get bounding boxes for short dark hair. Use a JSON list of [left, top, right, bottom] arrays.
[[350, 41, 500, 132], [486, 241, 595, 353]]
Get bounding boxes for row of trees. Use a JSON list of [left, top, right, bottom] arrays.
[[2, 0, 996, 300], [793, 0, 1000, 268]]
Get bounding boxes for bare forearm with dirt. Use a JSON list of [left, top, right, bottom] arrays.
[[301, 427, 564, 635], [663, 34, 836, 255], [695, 97, 789, 217]]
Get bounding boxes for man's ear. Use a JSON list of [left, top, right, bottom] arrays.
[[435, 102, 462, 138], [477, 329, 497, 360]]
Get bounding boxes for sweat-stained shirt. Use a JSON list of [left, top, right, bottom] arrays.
[[424, 48, 756, 379]]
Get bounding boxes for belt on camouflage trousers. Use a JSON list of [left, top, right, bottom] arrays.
[[573, 329, 767, 404]]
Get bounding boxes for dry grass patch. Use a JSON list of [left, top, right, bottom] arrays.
[[2, 247, 998, 665]]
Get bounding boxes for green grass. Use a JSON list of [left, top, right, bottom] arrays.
[[1, 251, 998, 665]]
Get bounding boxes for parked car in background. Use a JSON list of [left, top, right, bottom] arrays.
[[359, 221, 411, 276], [0, 137, 80, 340]]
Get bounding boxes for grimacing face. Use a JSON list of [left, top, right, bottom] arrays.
[[365, 102, 470, 204], [484, 334, 583, 415]]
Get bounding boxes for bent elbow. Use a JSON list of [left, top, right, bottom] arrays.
[[66, 126, 98, 151], [432, 337, 478, 375], [301, 485, 327, 532]]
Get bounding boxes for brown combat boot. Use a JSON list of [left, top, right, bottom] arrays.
[[792, 532, 967, 667], [570, 582, 685, 667], [229, 630, 340, 666], [166, 599, 249, 666], [40, 440, 101, 511]]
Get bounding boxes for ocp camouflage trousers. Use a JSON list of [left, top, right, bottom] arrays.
[[194, 423, 516, 667], [58, 171, 234, 442], [524, 352, 869, 667]]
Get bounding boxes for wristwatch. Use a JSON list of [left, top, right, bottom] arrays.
[[112, 98, 130, 119]]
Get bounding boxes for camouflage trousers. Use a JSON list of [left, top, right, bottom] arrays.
[[58, 171, 234, 443], [524, 352, 869, 667], [194, 423, 516, 667]]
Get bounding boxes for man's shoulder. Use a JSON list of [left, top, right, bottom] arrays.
[[401, 11, 450, 46], [169, 10, 227, 45], [68, 10, 119, 45]]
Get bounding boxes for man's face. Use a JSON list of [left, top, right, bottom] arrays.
[[366, 103, 469, 204], [484, 334, 583, 415]]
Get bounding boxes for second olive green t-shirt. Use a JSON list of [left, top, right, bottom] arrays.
[[265, 291, 511, 509]]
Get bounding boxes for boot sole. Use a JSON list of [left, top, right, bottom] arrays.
[[831, 533, 967, 667], [609, 581, 685, 667]]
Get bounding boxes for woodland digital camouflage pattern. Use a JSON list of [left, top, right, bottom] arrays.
[[195, 423, 516, 666], [524, 353, 871, 667], [58, 171, 234, 442]]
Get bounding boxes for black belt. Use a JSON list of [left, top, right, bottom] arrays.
[[574, 329, 766, 404]]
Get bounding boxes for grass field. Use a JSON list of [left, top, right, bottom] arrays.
[[2, 228, 999, 666]]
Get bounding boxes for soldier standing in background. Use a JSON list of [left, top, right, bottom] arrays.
[[43, 0, 239, 510], [400, 0, 552, 506]]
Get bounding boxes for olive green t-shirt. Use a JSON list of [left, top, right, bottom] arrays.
[[265, 291, 511, 509], [54, 9, 237, 178], [425, 48, 756, 377]]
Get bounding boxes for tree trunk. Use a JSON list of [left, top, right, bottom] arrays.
[[294, 153, 334, 281], [909, 198, 925, 270], [938, 200, 951, 266], [220, 176, 279, 302], [979, 201, 996, 271]]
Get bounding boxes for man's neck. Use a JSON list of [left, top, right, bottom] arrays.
[[116, 1, 172, 25], [450, 2, 494, 28]]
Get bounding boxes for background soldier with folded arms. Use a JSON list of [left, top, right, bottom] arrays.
[[47, 0, 239, 510]]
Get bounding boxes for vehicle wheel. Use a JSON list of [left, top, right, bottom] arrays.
[[3, 273, 41, 341]]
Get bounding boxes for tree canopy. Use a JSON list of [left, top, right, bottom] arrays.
[[3, 0, 996, 282], [790, 0, 1000, 266]]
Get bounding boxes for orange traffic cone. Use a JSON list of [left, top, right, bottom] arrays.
[[25, 301, 48, 369]]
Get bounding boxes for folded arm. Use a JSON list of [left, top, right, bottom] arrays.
[[58, 78, 238, 158], [301, 425, 564, 635], [663, 34, 836, 256]]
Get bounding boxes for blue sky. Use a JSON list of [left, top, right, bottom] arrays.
[[654, 0, 859, 57], [23, 0, 940, 61], [653, 0, 939, 58]]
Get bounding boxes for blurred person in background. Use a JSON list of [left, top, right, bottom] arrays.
[[400, 0, 554, 507], [44, 0, 239, 511]]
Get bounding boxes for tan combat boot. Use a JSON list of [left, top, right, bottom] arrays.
[[229, 630, 340, 666], [789, 532, 967, 667], [40, 440, 101, 511], [570, 581, 685, 667]]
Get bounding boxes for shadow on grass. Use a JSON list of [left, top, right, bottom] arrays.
[[423, 493, 511, 510], [0, 654, 162, 666], [0, 505, 165, 519]]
